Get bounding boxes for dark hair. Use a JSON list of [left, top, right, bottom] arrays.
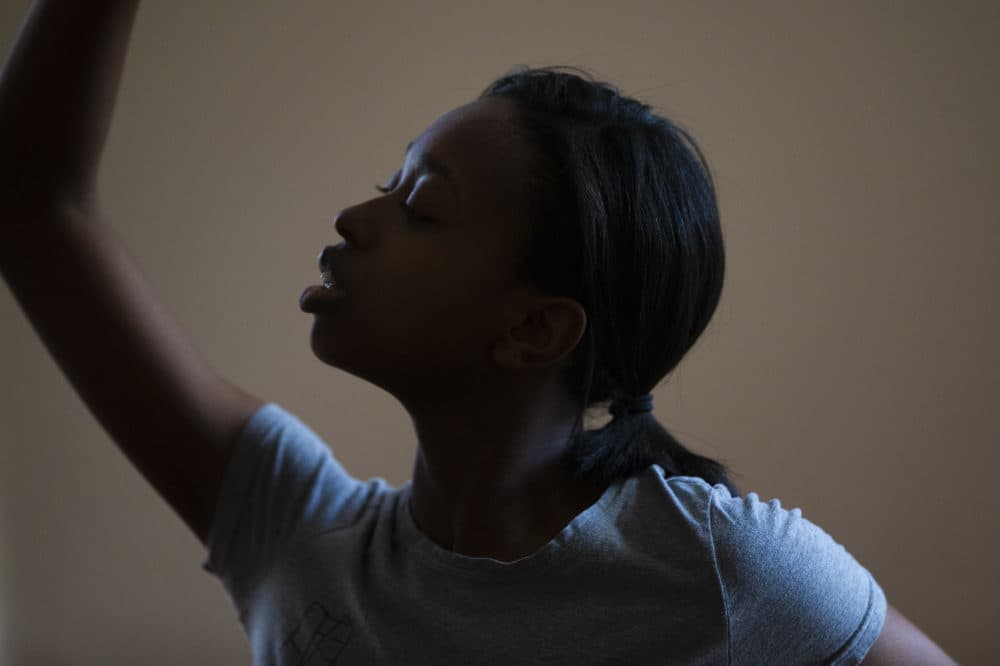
[[480, 66, 741, 497]]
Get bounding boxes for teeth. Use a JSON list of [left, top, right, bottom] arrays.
[[321, 270, 335, 289]]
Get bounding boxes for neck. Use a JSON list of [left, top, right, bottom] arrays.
[[402, 381, 608, 561]]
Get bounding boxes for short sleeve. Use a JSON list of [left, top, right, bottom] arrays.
[[201, 403, 370, 599], [709, 486, 887, 666]]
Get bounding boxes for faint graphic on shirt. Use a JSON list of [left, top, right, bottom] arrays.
[[281, 601, 354, 665]]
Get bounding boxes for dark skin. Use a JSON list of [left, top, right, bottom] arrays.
[[304, 96, 608, 562]]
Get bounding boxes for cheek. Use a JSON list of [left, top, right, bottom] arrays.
[[397, 276, 496, 336], [390, 273, 508, 357], [396, 253, 502, 310]]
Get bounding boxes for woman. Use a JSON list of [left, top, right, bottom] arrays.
[[0, 1, 954, 664]]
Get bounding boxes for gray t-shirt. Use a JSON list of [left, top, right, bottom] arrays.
[[202, 403, 886, 665]]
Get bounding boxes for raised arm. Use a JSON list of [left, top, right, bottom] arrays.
[[0, 0, 135, 205], [0, 0, 265, 543]]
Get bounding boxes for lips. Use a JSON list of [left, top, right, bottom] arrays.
[[301, 244, 348, 312], [317, 245, 345, 290], [299, 243, 346, 314], [299, 282, 345, 312]]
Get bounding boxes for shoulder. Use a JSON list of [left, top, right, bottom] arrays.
[[637, 464, 729, 529], [615, 465, 731, 543], [203, 402, 379, 580], [643, 465, 815, 542], [237, 402, 324, 451], [641, 465, 863, 579], [234, 402, 359, 490], [643, 465, 886, 664], [231, 402, 374, 514]]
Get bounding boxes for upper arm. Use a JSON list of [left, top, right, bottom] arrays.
[[0, 200, 266, 543], [862, 604, 956, 665], [706, 484, 956, 665]]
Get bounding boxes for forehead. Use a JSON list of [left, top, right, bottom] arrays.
[[415, 96, 522, 160], [410, 96, 532, 209]]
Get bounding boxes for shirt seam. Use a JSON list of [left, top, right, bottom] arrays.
[[706, 484, 733, 666], [203, 402, 278, 577], [830, 572, 882, 666]]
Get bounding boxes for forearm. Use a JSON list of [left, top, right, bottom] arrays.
[[0, 0, 141, 207]]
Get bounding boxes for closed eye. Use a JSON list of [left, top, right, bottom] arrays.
[[374, 185, 432, 224], [401, 202, 432, 223]]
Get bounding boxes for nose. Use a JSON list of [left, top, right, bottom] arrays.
[[333, 202, 367, 249]]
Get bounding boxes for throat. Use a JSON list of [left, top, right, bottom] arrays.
[[410, 473, 610, 562]]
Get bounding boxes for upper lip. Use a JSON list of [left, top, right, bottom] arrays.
[[318, 244, 346, 286]]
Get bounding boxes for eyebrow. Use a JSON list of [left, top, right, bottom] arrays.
[[405, 140, 455, 180]]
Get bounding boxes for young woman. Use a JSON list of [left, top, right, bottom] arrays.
[[0, 1, 955, 664]]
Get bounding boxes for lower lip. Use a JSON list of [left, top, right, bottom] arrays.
[[299, 284, 346, 312]]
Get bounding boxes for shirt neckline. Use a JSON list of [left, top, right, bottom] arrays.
[[394, 474, 631, 580]]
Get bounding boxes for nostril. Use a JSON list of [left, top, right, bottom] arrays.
[[333, 212, 353, 245], [333, 202, 371, 249]]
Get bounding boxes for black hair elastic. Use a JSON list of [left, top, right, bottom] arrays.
[[609, 393, 654, 417]]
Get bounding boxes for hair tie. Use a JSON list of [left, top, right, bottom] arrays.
[[610, 393, 654, 417]]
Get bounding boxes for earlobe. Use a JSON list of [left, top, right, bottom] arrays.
[[491, 340, 520, 369]]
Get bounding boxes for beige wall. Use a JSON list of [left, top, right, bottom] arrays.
[[2, 0, 997, 663]]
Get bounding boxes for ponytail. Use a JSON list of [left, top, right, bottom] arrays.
[[566, 402, 741, 497]]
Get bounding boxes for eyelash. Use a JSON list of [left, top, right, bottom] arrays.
[[374, 184, 431, 223]]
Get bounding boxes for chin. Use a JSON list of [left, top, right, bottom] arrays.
[[309, 319, 348, 368], [308, 321, 383, 384]]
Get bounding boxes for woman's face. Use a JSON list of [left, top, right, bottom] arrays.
[[302, 95, 543, 395]]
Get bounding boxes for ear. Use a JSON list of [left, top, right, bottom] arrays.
[[492, 297, 587, 370]]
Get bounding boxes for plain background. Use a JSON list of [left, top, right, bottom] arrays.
[[1, 0, 996, 663]]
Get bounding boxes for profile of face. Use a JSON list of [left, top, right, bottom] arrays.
[[301, 95, 586, 403]]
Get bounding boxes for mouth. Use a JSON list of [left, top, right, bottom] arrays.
[[300, 245, 349, 313], [317, 245, 344, 290]]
